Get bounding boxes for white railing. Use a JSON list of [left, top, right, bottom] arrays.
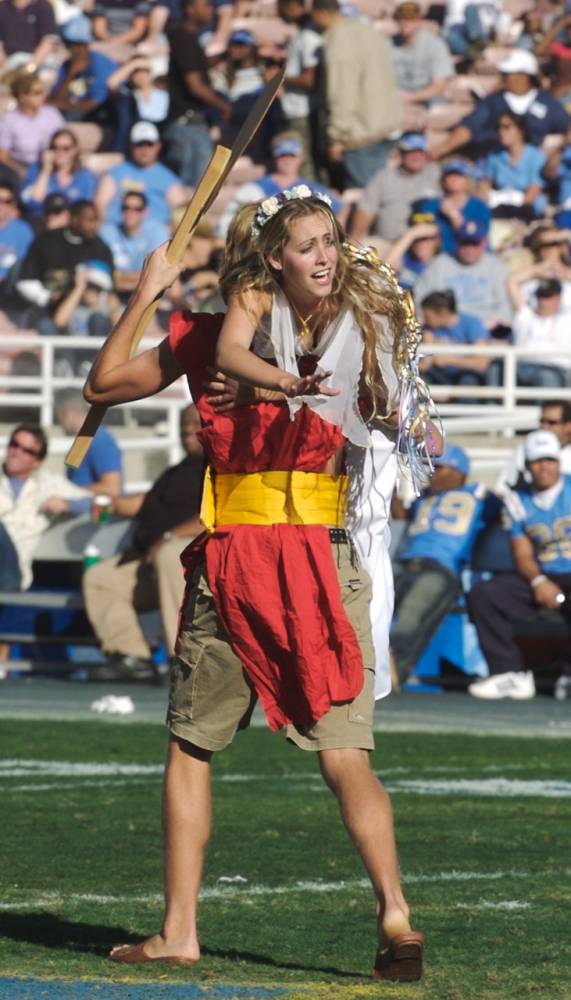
[[0, 332, 191, 469]]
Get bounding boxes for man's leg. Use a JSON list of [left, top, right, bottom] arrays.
[[318, 747, 411, 942], [467, 572, 534, 676], [83, 555, 156, 660], [111, 736, 212, 963], [152, 537, 192, 657], [0, 524, 21, 590], [391, 561, 460, 682]]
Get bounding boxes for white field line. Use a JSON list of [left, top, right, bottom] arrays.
[[456, 900, 531, 911], [0, 869, 537, 911], [3, 773, 571, 799]]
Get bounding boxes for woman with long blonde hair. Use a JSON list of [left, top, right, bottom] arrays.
[[84, 189, 432, 982]]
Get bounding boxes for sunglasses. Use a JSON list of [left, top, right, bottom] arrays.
[[51, 143, 75, 151], [540, 417, 563, 426], [122, 203, 144, 212], [8, 437, 41, 457], [538, 240, 566, 249]]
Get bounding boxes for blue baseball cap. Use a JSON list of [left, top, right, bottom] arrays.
[[272, 136, 303, 157], [228, 29, 255, 46], [434, 443, 470, 476], [61, 14, 93, 44], [457, 218, 487, 243], [442, 159, 474, 178], [399, 132, 428, 152]]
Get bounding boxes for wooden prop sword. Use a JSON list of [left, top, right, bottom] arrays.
[[66, 67, 285, 469]]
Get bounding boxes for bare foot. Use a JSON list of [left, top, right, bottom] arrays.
[[109, 932, 200, 965]]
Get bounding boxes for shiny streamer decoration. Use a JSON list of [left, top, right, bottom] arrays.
[[343, 242, 442, 494]]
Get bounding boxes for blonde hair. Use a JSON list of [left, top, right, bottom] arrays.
[[220, 196, 407, 414], [11, 71, 43, 99]]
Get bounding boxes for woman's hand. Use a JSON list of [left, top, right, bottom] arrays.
[[277, 370, 341, 398], [136, 244, 184, 305]]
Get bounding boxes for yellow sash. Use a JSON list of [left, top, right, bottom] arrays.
[[200, 468, 348, 531]]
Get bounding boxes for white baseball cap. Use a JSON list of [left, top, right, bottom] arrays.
[[497, 50, 538, 76], [524, 429, 561, 463], [130, 121, 160, 144]]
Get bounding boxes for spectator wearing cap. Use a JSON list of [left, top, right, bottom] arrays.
[[414, 158, 491, 254], [101, 190, 169, 294], [213, 30, 266, 151], [91, 0, 151, 50], [468, 429, 571, 702], [478, 110, 547, 221], [384, 211, 440, 290], [163, 0, 231, 187], [278, 0, 323, 178], [42, 193, 71, 230], [216, 130, 341, 237], [0, 0, 58, 71], [497, 400, 571, 495], [0, 71, 64, 179], [21, 127, 98, 218], [414, 218, 512, 332], [49, 15, 118, 131], [419, 288, 494, 387], [107, 55, 170, 154], [349, 133, 440, 243], [16, 199, 113, 333], [95, 121, 187, 227], [390, 1, 454, 107], [311, 0, 402, 188], [390, 443, 500, 687], [432, 50, 571, 160], [0, 181, 33, 293], [508, 273, 571, 388], [51, 262, 117, 375]]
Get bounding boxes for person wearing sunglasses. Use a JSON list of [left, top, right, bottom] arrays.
[[21, 128, 98, 218], [0, 71, 64, 179], [0, 424, 90, 592], [497, 400, 571, 494], [101, 189, 169, 296]]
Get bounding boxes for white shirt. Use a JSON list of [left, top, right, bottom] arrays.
[[496, 442, 571, 494], [512, 304, 571, 370], [281, 25, 322, 120], [0, 467, 89, 589]]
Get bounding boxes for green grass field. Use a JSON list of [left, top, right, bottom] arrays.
[[1, 718, 571, 1000]]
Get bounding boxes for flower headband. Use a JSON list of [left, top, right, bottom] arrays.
[[252, 185, 333, 235]]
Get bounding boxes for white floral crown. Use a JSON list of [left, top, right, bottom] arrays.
[[252, 185, 333, 235]]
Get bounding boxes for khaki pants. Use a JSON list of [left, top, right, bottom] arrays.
[[83, 537, 191, 659]]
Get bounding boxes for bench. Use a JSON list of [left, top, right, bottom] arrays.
[[0, 516, 163, 672]]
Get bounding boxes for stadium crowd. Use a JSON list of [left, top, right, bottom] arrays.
[[1, 0, 571, 698]]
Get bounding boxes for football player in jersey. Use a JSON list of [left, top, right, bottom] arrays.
[[468, 429, 571, 701], [390, 443, 499, 685]]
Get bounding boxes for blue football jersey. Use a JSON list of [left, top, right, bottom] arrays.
[[399, 483, 499, 573], [503, 474, 571, 574]]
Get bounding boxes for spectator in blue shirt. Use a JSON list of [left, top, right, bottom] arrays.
[[0, 181, 33, 290], [101, 189, 169, 296], [414, 159, 491, 255], [55, 387, 122, 498], [431, 49, 571, 160], [468, 429, 571, 701], [419, 288, 493, 387], [21, 127, 98, 218], [95, 121, 187, 227], [384, 211, 441, 291], [50, 15, 118, 133], [479, 111, 547, 220], [390, 443, 499, 685]]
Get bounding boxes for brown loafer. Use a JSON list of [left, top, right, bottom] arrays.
[[371, 930, 424, 982], [109, 942, 199, 966]]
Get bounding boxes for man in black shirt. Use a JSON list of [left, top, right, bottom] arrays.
[[16, 199, 113, 333], [163, 0, 231, 185], [0, 0, 57, 65], [83, 404, 205, 681]]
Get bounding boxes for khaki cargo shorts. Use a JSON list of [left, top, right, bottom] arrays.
[[168, 536, 375, 753]]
